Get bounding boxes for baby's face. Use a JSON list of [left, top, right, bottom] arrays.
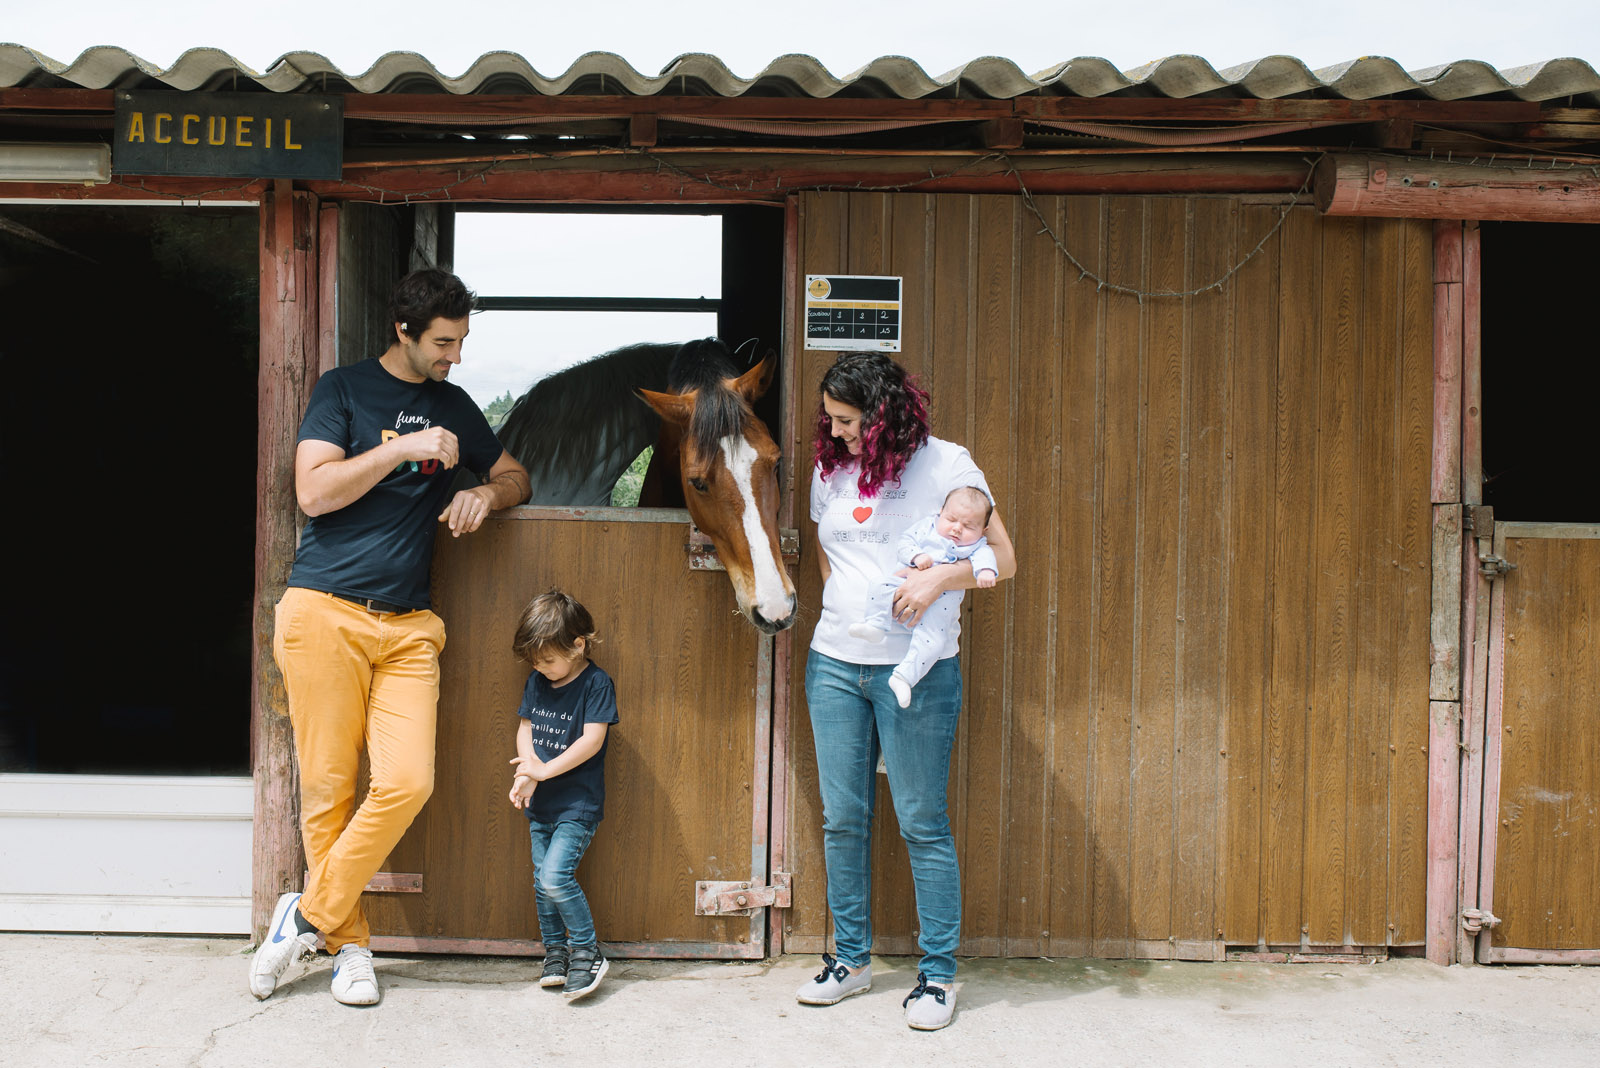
[[935, 500, 987, 546]]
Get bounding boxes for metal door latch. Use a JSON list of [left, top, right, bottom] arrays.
[[695, 872, 793, 915], [1460, 907, 1502, 934], [1478, 554, 1518, 579]]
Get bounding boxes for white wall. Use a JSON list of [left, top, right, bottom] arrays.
[[0, 774, 252, 934]]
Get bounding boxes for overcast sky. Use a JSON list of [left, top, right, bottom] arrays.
[[8, 3, 1595, 407], [8, 0, 1595, 76]]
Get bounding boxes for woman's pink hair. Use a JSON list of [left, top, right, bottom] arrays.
[[813, 353, 931, 498]]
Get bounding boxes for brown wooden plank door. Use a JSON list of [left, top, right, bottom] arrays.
[[1475, 521, 1600, 963], [785, 191, 1435, 961], [363, 508, 777, 958]]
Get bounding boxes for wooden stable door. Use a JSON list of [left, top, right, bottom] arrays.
[[1475, 522, 1600, 963], [364, 509, 779, 958]]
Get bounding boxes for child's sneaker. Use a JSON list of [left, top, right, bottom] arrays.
[[330, 944, 379, 1006], [540, 946, 570, 988], [248, 891, 318, 999], [847, 622, 886, 643], [796, 953, 872, 1005], [902, 972, 955, 1030], [563, 945, 608, 1000]]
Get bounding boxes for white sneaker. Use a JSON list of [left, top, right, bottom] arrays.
[[796, 953, 872, 1005], [249, 891, 318, 999], [330, 944, 380, 1006], [903, 973, 956, 1030]]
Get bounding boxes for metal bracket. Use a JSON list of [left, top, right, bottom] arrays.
[[694, 872, 792, 915], [686, 524, 800, 571], [1460, 907, 1502, 934], [1478, 553, 1518, 579]]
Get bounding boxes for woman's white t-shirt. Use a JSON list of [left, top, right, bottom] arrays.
[[809, 437, 992, 666]]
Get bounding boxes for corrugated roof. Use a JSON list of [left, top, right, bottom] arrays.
[[3, 46, 1598, 105]]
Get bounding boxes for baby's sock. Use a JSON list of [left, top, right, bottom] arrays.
[[889, 674, 913, 708], [848, 622, 886, 643]]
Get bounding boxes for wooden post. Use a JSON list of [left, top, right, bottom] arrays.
[[1432, 221, 1463, 505], [1427, 698, 1462, 965], [1460, 222, 1483, 506], [251, 180, 320, 939], [1315, 153, 1600, 223], [1456, 506, 1495, 964]]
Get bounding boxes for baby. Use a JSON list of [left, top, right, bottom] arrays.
[[848, 485, 997, 707]]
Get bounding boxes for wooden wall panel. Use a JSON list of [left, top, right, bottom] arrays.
[[1048, 196, 1105, 956], [787, 192, 1434, 959], [1220, 203, 1280, 944]]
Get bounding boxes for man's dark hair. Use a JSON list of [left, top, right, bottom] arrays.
[[390, 268, 476, 340]]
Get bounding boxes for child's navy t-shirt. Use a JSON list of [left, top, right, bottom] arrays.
[[517, 662, 619, 824]]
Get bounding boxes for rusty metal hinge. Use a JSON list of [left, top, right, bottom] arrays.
[[687, 524, 800, 571], [694, 872, 792, 915], [1478, 553, 1518, 579], [1460, 907, 1502, 934]]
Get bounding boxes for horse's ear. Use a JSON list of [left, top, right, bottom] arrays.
[[637, 387, 694, 426], [732, 353, 776, 403]]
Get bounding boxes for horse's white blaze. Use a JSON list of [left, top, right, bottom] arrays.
[[720, 435, 793, 621]]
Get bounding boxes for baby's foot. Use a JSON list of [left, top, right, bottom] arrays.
[[889, 675, 913, 708], [848, 622, 887, 643]]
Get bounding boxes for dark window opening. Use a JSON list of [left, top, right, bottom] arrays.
[[0, 205, 258, 774], [1480, 221, 1600, 524]]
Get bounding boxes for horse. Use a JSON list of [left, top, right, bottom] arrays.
[[494, 338, 797, 634]]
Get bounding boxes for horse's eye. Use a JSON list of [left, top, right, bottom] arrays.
[[689, 477, 709, 493]]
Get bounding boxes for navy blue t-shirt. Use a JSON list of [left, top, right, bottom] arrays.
[[287, 358, 504, 610], [517, 662, 619, 824]]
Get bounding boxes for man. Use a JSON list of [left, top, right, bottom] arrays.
[[250, 268, 530, 1006]]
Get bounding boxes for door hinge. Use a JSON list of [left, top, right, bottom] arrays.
[[1460, 907, 1502, 934], [1478, 553, 1518, 579], [694, 872, 792, 915]]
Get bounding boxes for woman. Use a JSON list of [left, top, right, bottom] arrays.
[[795, 351, 1016, 1031]]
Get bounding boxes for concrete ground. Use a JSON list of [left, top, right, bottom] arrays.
[[3, 935, 1597, 1068]]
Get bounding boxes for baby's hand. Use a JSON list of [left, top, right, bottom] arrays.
[[509, 773, 536, 808], [975, 568, 998, 589], [912, 554, 933, 570]]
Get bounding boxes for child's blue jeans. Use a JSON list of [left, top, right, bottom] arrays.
[[527, 817, 599, 949]]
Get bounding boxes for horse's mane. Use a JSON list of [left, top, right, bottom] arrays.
[[496, 341, 676, 504], [668, 338, 751, 460]]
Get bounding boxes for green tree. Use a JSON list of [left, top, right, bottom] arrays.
[[482, 390, 515, 429]]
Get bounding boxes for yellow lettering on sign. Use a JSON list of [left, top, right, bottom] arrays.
[[235, 116, 253, 147], [264, 118, 272, 148], [126, 112, 145, 142], [284, 119, 300, 151], [154, 113, 172, 144], [181, 114, 200, 145], [208, 116, 226, 146]]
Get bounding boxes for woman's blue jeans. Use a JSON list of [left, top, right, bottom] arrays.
[[527, 818, 598, 949], [804, 649, 962, 983]]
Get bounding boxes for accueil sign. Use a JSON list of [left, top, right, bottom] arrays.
[[113, 91, 343, 180]]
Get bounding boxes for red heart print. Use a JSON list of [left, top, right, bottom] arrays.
[[852, 506, 873, 523]]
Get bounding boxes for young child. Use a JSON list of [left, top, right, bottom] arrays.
[[507, 589, 619, 1001], [848, 485, 998, 708]]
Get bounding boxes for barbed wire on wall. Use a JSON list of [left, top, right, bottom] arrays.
[[1003, 152, 1323, 303]]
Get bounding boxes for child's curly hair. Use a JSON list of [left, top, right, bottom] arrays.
[[813, 352, 931, 499], [512, 588, 600, 663]]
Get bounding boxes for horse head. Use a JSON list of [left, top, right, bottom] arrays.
[[638, 346, 797, 634]]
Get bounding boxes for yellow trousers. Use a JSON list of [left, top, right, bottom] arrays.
[[272, 587, 445, 951]]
